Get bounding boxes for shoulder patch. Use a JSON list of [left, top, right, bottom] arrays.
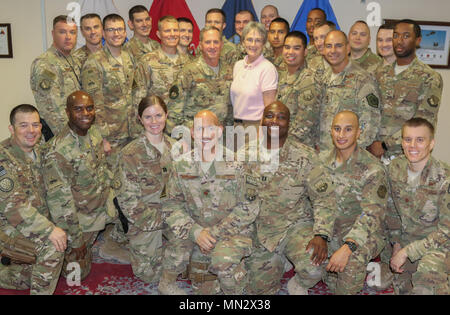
[[427, 95, 439, 108], [377, 184, 387, 199], [366, 93, 379, 108], [169, 85, 179, 99], [0, 177, 14, 192]]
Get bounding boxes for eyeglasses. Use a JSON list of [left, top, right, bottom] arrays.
[[105, 27, 125, 33]]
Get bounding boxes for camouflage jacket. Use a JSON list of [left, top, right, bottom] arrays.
[[307, 55, 330, 83], [123, 36, 160, 61], [242, 137, 336, 252], [114, 133, 174, 232], [72, 45, 93, 68], [320, 146, 388, 252], [277, 61, 321, 148], [30, 45, 82, 135], [352, 48, 382, 74], [43, 125, 114, 248], [0, 138, 55, 241], [162, 147, 260, 242], [81, 45, 137, 142], [196, 36, 236, 61], [305, 43, 321, 64], [318, 61, 381, 152], [387, 155, 449, 262], [167, 56, 234, 133], [375, 57, 443, 156]]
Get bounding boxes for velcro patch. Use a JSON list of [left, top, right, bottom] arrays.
[[366, 93, 379, 108]]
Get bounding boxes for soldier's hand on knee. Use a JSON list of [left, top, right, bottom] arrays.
[[326, 245, 351, 273], [306, 236, 328, 266], [390, 248, 408, 273], [196, 228, 216, 252], [49, 227, 67, 252]]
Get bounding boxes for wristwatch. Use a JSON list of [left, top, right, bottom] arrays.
[[314, 234, 329, 242], [344, 241, 358, 252]]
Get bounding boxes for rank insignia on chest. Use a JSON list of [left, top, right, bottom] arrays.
[[169, 85, 179, 99], [39, 80, 51, 90], [162, 167, 168, 173], [0, 177, 14, 192], [261, 176, 267, 182], [245, 188, 257, 201], [112, 178, 122, 190], [315, 182, 328, 193]]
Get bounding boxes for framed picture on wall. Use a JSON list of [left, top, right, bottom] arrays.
[[385, 19, 450, 69], [0, 23, 12, 58]]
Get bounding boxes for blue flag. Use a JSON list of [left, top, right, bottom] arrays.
[[291, 0, 340, 44], [222, 0, 258, 40]]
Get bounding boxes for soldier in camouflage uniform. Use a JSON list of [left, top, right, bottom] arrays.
[[318, 30, 381, 152], [368, 20, 443, 160], [240, 102, 336, 295], [348, 21, 382, 73], [305, 8, 326, 64], [43, 91, 116, 280], [30, 15, 81, 136], [387, 118, 449, 295], [0, 105, 66, 295], [159, 110, 260, 295], [319, 111, 388, 295], [114, 95, 179, 284], [123, 5, 159, 61], [177, 17, 195, 60], [277, 31, 321, 148], [167, 26, 234, 134], [265, 18, 289, 67], [73, 14, 103, 67], [81, 14, 137, 169]]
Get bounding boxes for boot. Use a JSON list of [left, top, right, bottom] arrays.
[[287, 277, 309, 295], [158, 271, 187, 295]]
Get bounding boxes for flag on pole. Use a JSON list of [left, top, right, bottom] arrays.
[[290, 0, 340, 43], [148, 0, 200, 54], [221, 0, 258, 40]]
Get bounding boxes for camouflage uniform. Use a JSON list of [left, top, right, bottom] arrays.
[[276, 62, 321, 148], [320, 146, 388, 294], [352, 48, 382, 74], [30, 45, 82, 135], [196, 36, 236, 61], [114, 133, 175, 283], [161, 147, 260, 294], [123, 36, 160, 61], [0, 138, 64, 295], [43, 124, 116, 280], [81, 46, 137, 168], [72, 45, 93, 67], [387, 155, 449, 295], [375, 58, 443, 158], [264, 48, 284, 68], [307, 55, 330, 83], [240, 137, 336, 294], [305, 43, 321, 65], [318, 61, 381, 152], [167, 57, 234, 133]]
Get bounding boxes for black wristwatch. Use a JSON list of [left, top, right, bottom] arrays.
[[344, 241, 358, 252], [314, 234, 329, 242]]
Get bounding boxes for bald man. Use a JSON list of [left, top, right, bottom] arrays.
[[319, 30, 381, 153], [43, 91, 117, 280], [241, 102, 336, 295], [159, 110, 260, 295], [316, 110, 388, 294], [261, 5, 279, 31]]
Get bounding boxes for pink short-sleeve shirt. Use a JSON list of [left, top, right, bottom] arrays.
[[230, 54, 278, 121]]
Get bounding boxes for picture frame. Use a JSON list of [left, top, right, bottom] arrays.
[[385, 19, 450, 69], [0, 23, 13, 58]]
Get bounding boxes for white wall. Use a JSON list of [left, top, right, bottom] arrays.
[[0, 0, 448, 162]]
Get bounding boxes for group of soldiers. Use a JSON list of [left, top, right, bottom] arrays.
[[0, 3, 448, 295]]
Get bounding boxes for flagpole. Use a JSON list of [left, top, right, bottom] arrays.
[[41, 0, 48, 52]]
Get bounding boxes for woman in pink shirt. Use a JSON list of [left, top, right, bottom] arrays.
[[230, 22, 278, 130]]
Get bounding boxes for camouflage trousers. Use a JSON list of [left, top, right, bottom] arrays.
[[0, 234, 64, 295], [162, 234, 253, 295], [247, 221, 322, 294], [61, 231, 98, 281], [393, 249, 449, 295], [126, 226, 165, 283]]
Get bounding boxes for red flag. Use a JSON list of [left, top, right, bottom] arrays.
[[149, 0, 200, 53]]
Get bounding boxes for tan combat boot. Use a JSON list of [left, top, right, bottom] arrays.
[[158, 270, 187, 295]]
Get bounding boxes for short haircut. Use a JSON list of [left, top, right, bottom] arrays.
[[241, 21, 267, 44], [327, 30, 348, 43], [396, 19, 422, 38], [402, 117, 435, 138], [177, 17, 193, 27], [103, 14, 124, 29], [206, 8, 226, 22], [138, 95, 168, 117], [80, 13, 101, 26], [158, 15, 178, 30], [317, 20, 336, 30], [53, 15, 69, 28], [261, 5, 279, 16], [128, 5, 148, 21], [309, 8, 326, 19], [236, 10, 255, 21], [285, 31, 307, 47], [377, 22, 394, 36], [200, 26, 222, 42], [10, 104, 39, 125], [270, 17, 290, 32]]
